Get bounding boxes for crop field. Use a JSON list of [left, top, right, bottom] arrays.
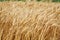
[[0, 0, 60, 2], [0, 1, 60, 40]]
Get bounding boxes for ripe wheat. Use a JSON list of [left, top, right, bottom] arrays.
[[0, 2, 60, 40]]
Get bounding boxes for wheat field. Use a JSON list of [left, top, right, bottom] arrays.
[[0, 2, 60, 40], [0, 0, 60, 2]]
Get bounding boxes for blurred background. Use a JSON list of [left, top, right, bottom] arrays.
[[0, 0, 60, 2]]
